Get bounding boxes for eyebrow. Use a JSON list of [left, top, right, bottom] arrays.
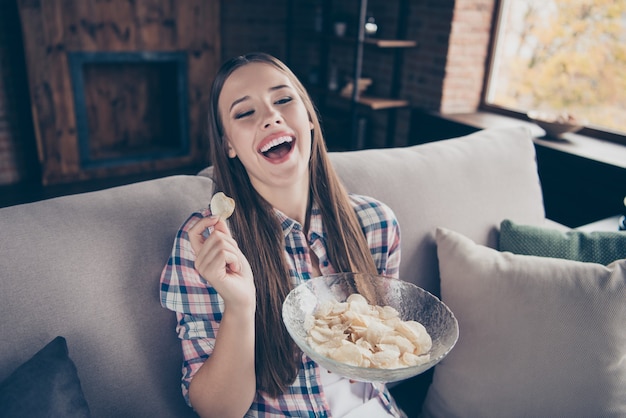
[[229, 84, 291, 112]]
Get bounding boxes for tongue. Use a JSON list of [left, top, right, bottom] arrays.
[[264, 142, 291, 160]]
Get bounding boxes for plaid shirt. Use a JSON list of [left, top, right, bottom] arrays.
[[160, 194, 402, 417]]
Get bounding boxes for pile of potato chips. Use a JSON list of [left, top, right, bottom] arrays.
[[305, 293, 432, 369]]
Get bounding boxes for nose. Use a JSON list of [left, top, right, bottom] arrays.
[[262, 105, 283, 129]]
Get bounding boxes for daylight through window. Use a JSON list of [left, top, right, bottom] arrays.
[[484, 0, 626, 141]]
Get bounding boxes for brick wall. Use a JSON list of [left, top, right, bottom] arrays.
[[402, 1, 455, 111], [221, 0, 288, 61], [402, 0, 495, 114], [440, 0, 495, 114]]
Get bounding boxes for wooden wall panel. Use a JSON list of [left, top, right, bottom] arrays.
[[17, 0, 220, 184], [82, 62, 179, 159]]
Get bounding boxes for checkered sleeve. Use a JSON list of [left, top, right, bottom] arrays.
[[159, 209, 225, 405], [382, 204, 401, 278], [350, 194, 401, 278]]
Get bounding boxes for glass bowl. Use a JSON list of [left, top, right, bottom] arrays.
[[282, 272, 459, 382]]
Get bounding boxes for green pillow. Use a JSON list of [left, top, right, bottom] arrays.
[[499, 219, 626, 265]]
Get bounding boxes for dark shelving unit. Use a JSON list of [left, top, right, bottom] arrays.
[[288, 0, 415, 150]]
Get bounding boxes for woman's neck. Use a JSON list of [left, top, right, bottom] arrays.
[[258, 179, 310, 225]]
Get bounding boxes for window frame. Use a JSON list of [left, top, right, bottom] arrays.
[[479, 0, 626, 147]]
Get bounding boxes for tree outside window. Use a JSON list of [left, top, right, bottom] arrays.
[[485, 0, 626, 140]]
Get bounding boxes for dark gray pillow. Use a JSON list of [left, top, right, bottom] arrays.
[[499, 219, 626, 265], [0, 336, 91, 418]]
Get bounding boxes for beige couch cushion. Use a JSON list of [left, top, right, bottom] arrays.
[[0, 175, 214, 418], [329, 126, 546, 294], [0, 126, 547, 416], [423, 227, 626, 417]]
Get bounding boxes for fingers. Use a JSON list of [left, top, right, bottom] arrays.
[[188, 215, 232, 254], [188, 216, 218, 254], [188, 215, 244, 281], [210, 215, 234, 237], [196, 244, 242, 279], [187, 215, 255, 308]]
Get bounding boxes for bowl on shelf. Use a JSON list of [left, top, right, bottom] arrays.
[[339, 78, 373, 98], [527, 110, 585, 138], [282, 272, 459, 383]]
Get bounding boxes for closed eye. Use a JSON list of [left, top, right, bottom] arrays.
[[234, 96, 292, 119], [275, 96, 293, 105], [234, 110, 254, 119]]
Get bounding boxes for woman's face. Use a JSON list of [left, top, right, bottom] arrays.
[[218, 62, 314, 196]]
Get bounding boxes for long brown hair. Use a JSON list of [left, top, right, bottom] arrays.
[[207, 52, 378, 397]]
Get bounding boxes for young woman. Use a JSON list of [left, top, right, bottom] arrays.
[[160, 52, 403, 417]]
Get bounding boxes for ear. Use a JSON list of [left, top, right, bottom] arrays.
[[225, 139, 237, 158]]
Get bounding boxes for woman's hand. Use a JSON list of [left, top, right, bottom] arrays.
[[186, 216, 257, 417], [188, 216, 255, 310]]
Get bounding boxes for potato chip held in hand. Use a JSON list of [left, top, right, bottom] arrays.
[[210, 192, 235, 220]]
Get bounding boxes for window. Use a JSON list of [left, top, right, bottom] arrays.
[[484, 0, 626, 144]]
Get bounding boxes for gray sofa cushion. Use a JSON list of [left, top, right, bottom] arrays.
[[0, 126, 547, 416], [0, 175, 214, 418], [328, 126, 546, 294], [423, 227, 626, 417]]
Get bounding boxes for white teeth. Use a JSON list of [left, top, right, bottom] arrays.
[[259, 136, 293, 153]]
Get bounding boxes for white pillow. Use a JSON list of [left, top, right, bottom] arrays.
[[421, 227, 626, 418]]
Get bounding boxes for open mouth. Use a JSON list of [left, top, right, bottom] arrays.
[[258, 136, 295, 161]]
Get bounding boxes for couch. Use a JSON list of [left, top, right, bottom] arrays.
[[1, 126, 624, 417]]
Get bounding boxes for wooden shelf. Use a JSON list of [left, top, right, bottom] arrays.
[[363, 38, 417, 48], [331, 37, 417, 49], [325, 91, 409, 111], [288, 0, 413, 149], [356, 96, 410, 110]]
